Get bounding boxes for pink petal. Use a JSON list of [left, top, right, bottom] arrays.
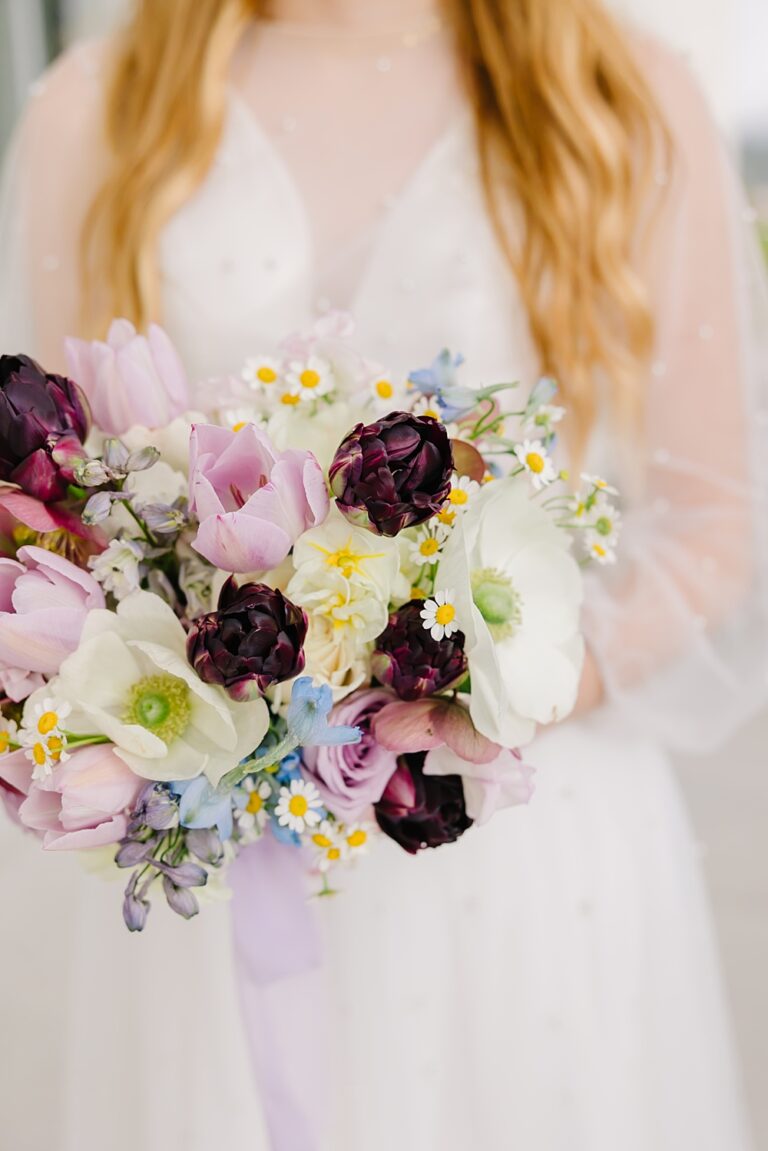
[[372, 699, 445, 753], [192, 511, 292, 574], [431, 702, 501, 765]]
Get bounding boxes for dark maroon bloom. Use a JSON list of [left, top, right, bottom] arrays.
[[187, 577, 307, 701], [374, 751, 473, 854], [372, 599, 468, 700], [329, 411, 453, 536], [0, 354, 91, 502]]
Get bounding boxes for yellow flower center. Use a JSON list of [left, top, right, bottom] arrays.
[[423, 408, 439, 420], [375, 379, 394, 399], [281, 393, 301, 406], [32, 742, 48, 767], [419, 538, 440, 557], [327, 847, 341, 861], [410, 586, 427, 600], [592, 543, 607, 558], [347, 829, 367, 849], [311, 540, 384, 580], [257, 366, 277, 384], [438, 508, 456, 526], [448, 487, 469, 506], [123, 674, 191, 745], [300, 369, 321, 389], [525, 452, 546, 474], [313, 833, 333, 849], [246, 792, 264, 815], [288, 794, 309, 818], [37, 711, 60, 736], [0, 731, 10, 754], [435, 604, 456, 627], [47, 736, 64, 758], [231, 420, 248, 433]]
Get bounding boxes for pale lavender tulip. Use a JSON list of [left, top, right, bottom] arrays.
[[188, 423, 329, 573], [12, 744, 144, 850], [0, 545, 105, 700], [65, 319, 190, 435]]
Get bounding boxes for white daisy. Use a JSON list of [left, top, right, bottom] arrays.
[[445, 473, 480, 513], [369, 375, 406, 412], [525, 403, 566, 436], [409, 528, 448, 568], [513, 440, 557, 491], [238, 777, 272, 833], [284, 355, 334, 403], [344, 822, 374, 857], [420, 589, 460, 641], [580, 473, 619, 497], [0, 717, 18, 756], [410, 396, 459, 437], [586, 538, 618, 565], [242, 355, 283, 393], [20, 698, 71, 781], [311, 820, 347, 872], [584, 498, 622, 564], [275, 778, 324, 834]]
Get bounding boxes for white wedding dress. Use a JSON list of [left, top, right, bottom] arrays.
[[1, 23, 767, 1151]]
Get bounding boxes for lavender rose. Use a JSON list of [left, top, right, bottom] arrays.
[[329, 411, 453, 536], [187, 577, 307, 701], [374, 751, 473, 854], [301, 688, 398, 819], [372, 599, 468, 700]]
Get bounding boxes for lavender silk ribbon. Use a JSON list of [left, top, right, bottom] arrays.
[[230, 835, 328, 1151]]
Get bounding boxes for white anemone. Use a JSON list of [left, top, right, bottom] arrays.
[[28, 591, 269, 785], [437, 476, 584, 747]]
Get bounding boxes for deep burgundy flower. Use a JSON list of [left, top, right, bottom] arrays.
[[371, 599, 468, 700], [0, 354, 91, 501], [329, 411, 453, 536], [187, 577, 307, 701], [374, 751, 473, 854]]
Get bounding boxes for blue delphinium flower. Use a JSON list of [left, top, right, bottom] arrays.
[[171, 776, 235, 841], [285, 677, 361, 748], [408, 349, 465, 396]]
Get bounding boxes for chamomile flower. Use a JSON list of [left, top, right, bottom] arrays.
[[525, 403, 566, 437], [275, 778, 324, 834], [410, 527, 448, 567], [584, 498, 622, 565], [0, 717, 18, 755], [580, 473, 619, 497], [238, 777, 272, 833], [586, 538, 618, 565], [242, 355, 283, 392], [445, 474, 480, 512], [514, 440, 557, 490], [420, 589, 459, 641], [344, 822, 373, 857], [21, 698, 72, 780], [311, 820, 347, 872], [369, 375, 405, 412], [285, 356, 334, 403]]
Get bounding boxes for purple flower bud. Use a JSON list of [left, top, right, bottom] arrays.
[[155, 860, 208, 888], [115, 838, 158, 868], [125, 446, 160, 473], [372, 600, 468, 700], [329, 412, 453, 536], [186, 828, 224, 866], [0, 354, 91, 501], [102, 438, 130, 473], [374, 751, 473, 854], [187, 577, 307, 700], [131, 783, 178, 831], [162, 876, 200, 920], [122, 874, 150, 932]]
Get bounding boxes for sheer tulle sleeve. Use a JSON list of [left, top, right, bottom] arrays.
[[0, 42, 109, 370], [582, 48, 768, 753]]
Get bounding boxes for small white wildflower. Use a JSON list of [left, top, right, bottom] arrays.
[[513, 440, 557, 491], [275, 778, 324, 834], [88, 538, 145, 600], [420, 589, 459, 641]]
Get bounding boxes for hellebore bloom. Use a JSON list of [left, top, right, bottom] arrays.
[[374, 751, 472, 854], [1, 743, 144, 851], [285, 677, 362, 748], [65, 319, 190, 435], [0, 353, 91, 501], [189, 422, 329, 573], [0, 544, 105, 701], [302, 687, 398, 819], [371, 599, 468, 700], [423, 744, 535, 825], [187, 577, 307, 701], [329, 412, 453, 537]]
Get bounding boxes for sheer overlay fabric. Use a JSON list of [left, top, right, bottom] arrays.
[[0, 24, 765, 1151]]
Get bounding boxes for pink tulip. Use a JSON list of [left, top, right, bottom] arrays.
[[0, 745, 143, 850], [189, 423, 330, 573], [65, 319, 189, 435], [0, 545, 104, 700]]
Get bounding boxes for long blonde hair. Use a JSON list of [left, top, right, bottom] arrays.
[[83, 0, 666, 448]]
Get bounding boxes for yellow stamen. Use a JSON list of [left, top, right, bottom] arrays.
[[438, 508, 456, 526], [592, 543, 607, 558], [232, 421, 248, 433], [525, 452, 545, 475], [299, 369, 321, 389], [423, 408, 439, 420], [281, 393, 301, 406], [448, 488, 469, 506], [0, 732, 9, 754], [32, 742, 47, 767], [288, 795, 309, 818], [313, 833, 333, 849], [435, 604, 456, 627], [310, 540, 385, 579], [419, 538, 440, 557], [375, 379, 394, 399], [327, 847, 341, 861], [410, 586, 427, 600], [37, 711, 59, 736], [347, 829, 367, 849], [257, 366, 277, 384], [246, 792, 264, 815]]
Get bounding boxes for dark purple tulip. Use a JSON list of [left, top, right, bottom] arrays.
[[162, 876, 200, 920], [372, 599, 468, 700], [0, 354, 91, 501], [187, 577, 308, 701], [329, 411, 453, 536], [374, 751, 473, 854]]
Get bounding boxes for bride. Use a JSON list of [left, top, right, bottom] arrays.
[[0, 0, 766, 1148]]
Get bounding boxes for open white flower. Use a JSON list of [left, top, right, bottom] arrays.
[[285, 355, 334, 403], [31, 592, 269, 785], [513, 439, 557, 490], [437, 476, 584, 747], [583, 496, 622, 565], [89, 538, 145, 600], [275, 778, 324, 834], [242, 355, 283, 393], [420, 590, 460, 641]]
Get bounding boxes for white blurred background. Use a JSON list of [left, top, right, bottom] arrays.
[[0, 0, 766, 1145]]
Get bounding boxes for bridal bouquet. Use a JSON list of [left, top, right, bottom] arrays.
[[0, 315, 620, 930]]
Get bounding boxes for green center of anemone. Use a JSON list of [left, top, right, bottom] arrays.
[[123, 674, 191, 744], [471, 567, 523, 641]]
